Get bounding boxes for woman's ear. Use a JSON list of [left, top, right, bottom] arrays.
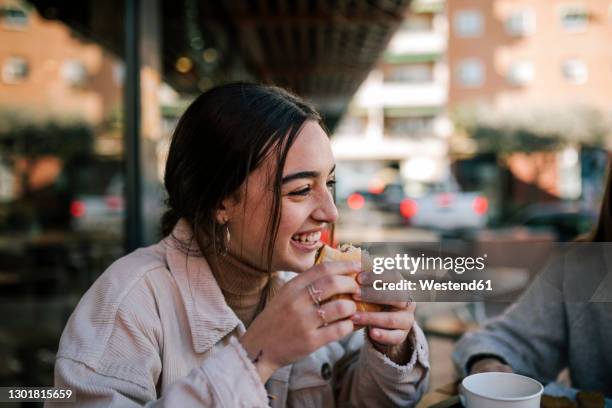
[[215, 204, 229, 225], [215, 195, 238, 224]]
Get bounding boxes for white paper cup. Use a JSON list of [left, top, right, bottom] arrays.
[[460, 372, 543, 408]]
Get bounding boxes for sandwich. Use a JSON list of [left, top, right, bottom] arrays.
[[315, 244, 384, 325]]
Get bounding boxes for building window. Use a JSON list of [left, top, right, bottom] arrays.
[[400, 14, 434, 32], [336, 115, 367, 135], [562, 59, 588, 84], [505, 9, 536, 36], [507, 61, 535, 86], [2, 57, 29, 84], [61, 59, 88, 87], [385, 116, 435, 137], [559, 5, 589, 32], [385, 63, 434, 83], [457, 59, 485, 87], [1, 6, 29, 28], [454, 10, 484, 38]]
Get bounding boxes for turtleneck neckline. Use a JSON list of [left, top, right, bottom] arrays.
[[205, 249, 281, 327]]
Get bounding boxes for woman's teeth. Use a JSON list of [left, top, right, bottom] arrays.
[[291, 231, 322, 243]]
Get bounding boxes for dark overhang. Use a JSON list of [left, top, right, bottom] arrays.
[[27, 0, 411, 129]]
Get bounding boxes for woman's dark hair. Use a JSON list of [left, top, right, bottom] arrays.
[[583, 161, 612, 242], [161, 82, 325, 275]]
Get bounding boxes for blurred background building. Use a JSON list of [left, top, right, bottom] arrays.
[[333, 0, 451, 200], [0, 0, 610, 399]]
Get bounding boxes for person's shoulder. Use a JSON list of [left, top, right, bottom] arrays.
[[56, 240, 171, 365]]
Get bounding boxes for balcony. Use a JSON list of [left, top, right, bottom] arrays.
[[386, 30, 446, 57], [356, 83, 447, 108]]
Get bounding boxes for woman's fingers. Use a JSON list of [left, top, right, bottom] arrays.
[[316, 319, 355, 345], [470, 358, 514, 374], [311, 299, 356, 328], [316, 274, 361, 301], [368, 328, 408, 346], [351, 310, 414, 331]]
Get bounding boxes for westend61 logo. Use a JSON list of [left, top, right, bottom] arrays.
[[371, 253, 488, 275]]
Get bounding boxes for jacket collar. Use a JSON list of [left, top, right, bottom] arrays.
[[164, 219, 243, 353]]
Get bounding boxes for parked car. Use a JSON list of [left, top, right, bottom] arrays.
[[68, 159, 124, 234], [400, 190, 489, 231], [511, 202, 595, 241]]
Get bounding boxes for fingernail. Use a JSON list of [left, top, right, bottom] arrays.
[[353, 292, 361, 300], [351, 314, 361, 322], [357, 272, 366, 284]]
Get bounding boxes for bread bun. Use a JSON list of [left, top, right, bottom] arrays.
[[315, 244, 384, 320]]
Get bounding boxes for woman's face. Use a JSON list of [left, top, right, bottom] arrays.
[[224, 120, 338, 272]]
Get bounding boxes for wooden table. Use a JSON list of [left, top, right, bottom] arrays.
[[417, 382, 461, 408]]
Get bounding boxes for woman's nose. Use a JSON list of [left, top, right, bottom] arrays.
[[312, 189, 339, 224]]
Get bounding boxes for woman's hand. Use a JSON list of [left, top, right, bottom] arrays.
[[240, 261, 361, 383], [470, 357, 513, 374], [351, 271, 416, 364]]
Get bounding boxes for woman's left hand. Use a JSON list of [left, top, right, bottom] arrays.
[[350, 271, 416, 363]]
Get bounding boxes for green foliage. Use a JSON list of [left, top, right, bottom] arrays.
[[452, 104, 611, 155], [0, 113, 94, 160]]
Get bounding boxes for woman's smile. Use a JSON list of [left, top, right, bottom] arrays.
[[290, 229, 324, 252]]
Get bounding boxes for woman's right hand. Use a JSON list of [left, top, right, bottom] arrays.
[[470, 357, 513, 375], [239, 260, 361, 383]]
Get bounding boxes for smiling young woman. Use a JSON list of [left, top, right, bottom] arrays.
[[49, 83, 430, 407]]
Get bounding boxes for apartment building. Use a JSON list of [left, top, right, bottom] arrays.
[[332, 0, 451, 198], [448, 0, 612, 112], [0, 1, 123, 128], [447, 0, 612, 202]]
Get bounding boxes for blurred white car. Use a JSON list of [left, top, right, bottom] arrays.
[[400, 191, 489, 231], [70, 173, 124, 234]]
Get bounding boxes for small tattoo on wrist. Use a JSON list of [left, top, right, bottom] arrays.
[[251, 350, 263, 364]]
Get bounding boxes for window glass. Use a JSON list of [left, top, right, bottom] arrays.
[[560, 5, 589, 31], [61, 60, 88, 87], [385, 116, 435, 137], [454, 10, 484, 38], [2, 57, 29, 83], [562, 59, 588, 84], [385, 63, 434, 83], [457, 58, 485, 87], [1, 5, 28, 28], [0, 2, 125, 389], [507, 61, 535, 86], [505, 9, 536, 37]]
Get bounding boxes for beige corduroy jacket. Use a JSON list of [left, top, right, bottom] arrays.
[[48, 221, 430, 407]]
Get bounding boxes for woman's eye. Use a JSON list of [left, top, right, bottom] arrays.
[[289, 187, 311, 196], [326, 179, 337, 190]]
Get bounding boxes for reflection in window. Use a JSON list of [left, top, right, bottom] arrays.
[[2, 57, 28, 83], [454, 10, 484, 38], [505, 9, 536, 37], [560, 5, 589, 32], [562, 59, 588, 84], [507, 61, 535, 86], [61, 59, 88, 87], [1, 6, 29, 28], [457, 58, 484, 87]]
